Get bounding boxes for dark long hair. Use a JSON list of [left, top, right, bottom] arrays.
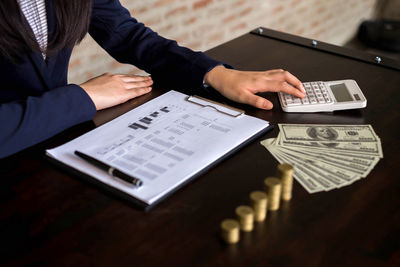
[[0, 0, 92, 62]]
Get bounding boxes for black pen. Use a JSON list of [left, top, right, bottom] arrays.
[[74, 150, 143, 187]]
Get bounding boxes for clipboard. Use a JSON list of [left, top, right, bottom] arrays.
[[186, 95, 244, 117], [46, 90, 273, 210]]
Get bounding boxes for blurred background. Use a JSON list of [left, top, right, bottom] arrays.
[[68, 0, 400, 84]]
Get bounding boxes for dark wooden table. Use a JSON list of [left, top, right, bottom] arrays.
[[1, 28, 400, 266]]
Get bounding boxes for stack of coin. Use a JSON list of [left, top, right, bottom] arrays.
[[235, 205, 254, 232], [276, 163, 294, 201], [249, 191, 268, 222], [220, 219, 240, 244], [264, 177, 282, 211]]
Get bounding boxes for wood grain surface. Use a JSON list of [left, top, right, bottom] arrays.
[[1, 28, 399, 266]]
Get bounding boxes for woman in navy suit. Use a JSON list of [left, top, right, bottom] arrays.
[[0, 0, 305, 158]]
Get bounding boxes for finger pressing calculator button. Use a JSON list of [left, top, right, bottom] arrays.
[[284, 94, 292, 100]]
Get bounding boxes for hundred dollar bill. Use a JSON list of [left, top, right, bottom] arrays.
[[278, 136, 383, 157], [260, 124, 383, 194], [278, 124, 380, 142], [278, 124, 383, 157], [264, 137, 359, 184], [330, 151, 383, 161], [278, 150, 339, 190], [263, 138, 336, 190], [273, 132, 379, 179], [284, 146, 379, 168], [277, 147, 361, 183], [276, 151, 330, 192], [262, 139, 323, 193], [279, 147, 379, 178]]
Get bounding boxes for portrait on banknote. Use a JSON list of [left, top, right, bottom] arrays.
[[306, 126, 338, 141]]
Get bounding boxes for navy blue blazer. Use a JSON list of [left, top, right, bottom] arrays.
[[0, 0, 222, 158]]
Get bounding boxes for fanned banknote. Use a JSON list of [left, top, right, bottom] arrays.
[[261, 124, 383, 193]]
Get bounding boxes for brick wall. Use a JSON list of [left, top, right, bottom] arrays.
[[68, 0, 377, 84]]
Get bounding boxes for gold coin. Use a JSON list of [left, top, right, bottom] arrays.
[[277, 163, 294, 173], [264, 177, 282, 211], [221, 219, 240, 244], [250, 191, 268, 222], [264, 177, 282, 188], [236, 205, 253, 217], [277, 164, 294, 201], [250, 191, 268, 206], [235, 205, 254, 231]]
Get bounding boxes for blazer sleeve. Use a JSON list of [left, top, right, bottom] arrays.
[[0, 85, 96, 158], [89, 0, 224, 90]]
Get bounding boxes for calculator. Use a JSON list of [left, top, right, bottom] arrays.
[[278, 79, 367, 112]]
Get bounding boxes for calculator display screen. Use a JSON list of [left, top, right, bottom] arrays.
[[330, 84, 353, 102]]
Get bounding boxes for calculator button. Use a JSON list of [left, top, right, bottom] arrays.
[[288, 102, 301, 106], [284, 94, 292, 100], [293, 98, 301, 104], [283, 81, 339, 110]]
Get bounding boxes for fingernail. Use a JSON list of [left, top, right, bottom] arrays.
[[264, 102, 272, 109]]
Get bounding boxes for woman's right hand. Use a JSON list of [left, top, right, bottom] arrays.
[[80, 73, 153, 110]]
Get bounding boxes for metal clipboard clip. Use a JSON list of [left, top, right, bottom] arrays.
[[185, 95, 244, 118]]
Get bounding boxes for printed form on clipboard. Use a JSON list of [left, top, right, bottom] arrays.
[[46, 90, 272, 209]]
